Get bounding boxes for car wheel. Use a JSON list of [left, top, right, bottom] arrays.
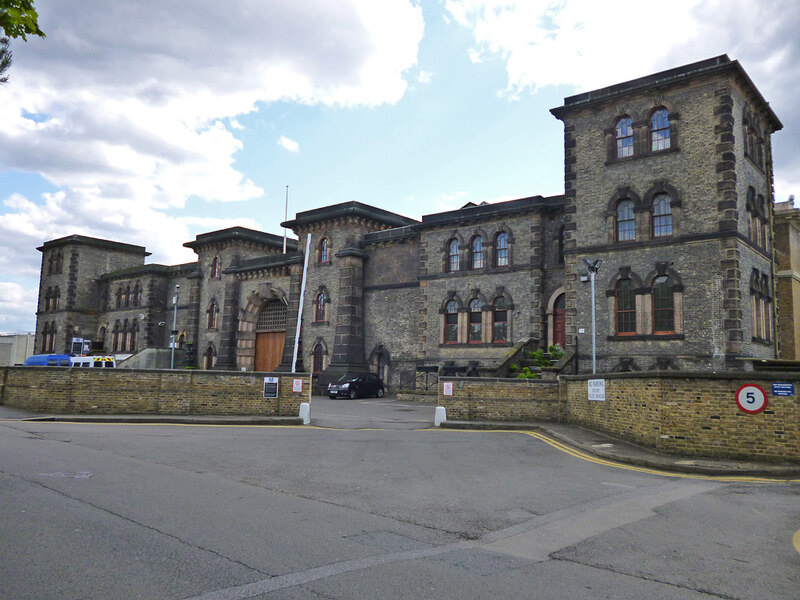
[[377, 388, 384, 398], [348, 390, 357, 399]]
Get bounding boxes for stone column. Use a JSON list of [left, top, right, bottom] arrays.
[[215, 260, 240, 370]]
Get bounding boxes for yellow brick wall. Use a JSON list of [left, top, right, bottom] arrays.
[[0, 367, 310, 417], [566, 374, 800, 462], [438, 377, 562, 421]]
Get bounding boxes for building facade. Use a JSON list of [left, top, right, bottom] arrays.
[[33, 56, 785, 385]]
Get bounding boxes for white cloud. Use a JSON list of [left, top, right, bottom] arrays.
[[278, 136, 300, 153], [443, 0, 800, 202], [417, 70, 433, 84], [0, 282, 39, 333]]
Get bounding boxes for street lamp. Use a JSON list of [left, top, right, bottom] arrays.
[[583, 258, 602, 374], [170, 284, 179, 369]]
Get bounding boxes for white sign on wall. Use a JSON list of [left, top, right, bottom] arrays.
[[587, 379, 606, 402], [292, 378, 303, 393], [443, 382, 454, 396]]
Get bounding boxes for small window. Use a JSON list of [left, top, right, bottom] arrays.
[[470, 237, 484, 270], [616, 117, 634, 158], [319, 238, 329, 263], [651, 108, 671, 152], [652, 276, 674, 333], [207, 301, 218, 329], [468, 298, 482, 343], [315, 292, 327, 322], [210, 256, 221, 279], [495, 232, 509, 267], [615, 279, 636, 335], [616, 200, 635, 242], [447, 239, 459, 272], [312, 344, 324, 374], [492, 297, 508, 343], [652, 193, 673, 238], [445, 300, 459, 343]]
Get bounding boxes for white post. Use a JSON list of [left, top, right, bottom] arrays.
[[590, 269, 596, 374], [291, 234, 311, 373], [282, 185, 288, 255]]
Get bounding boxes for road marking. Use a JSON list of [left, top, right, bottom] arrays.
[[794, 528, 800, 556]]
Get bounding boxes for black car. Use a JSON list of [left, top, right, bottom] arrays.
[[328, 373, 385, 399]]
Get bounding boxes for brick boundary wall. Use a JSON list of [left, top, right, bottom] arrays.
[[564, 372, 800, 462], [436, 372, 800, 462], [0, 367, 311, 417], [438, 377, 562, 422]]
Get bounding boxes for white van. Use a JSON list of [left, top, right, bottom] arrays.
[[70, 356, 117, 368]]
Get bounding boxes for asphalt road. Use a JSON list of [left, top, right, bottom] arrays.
[[1, 397, 798, 599]]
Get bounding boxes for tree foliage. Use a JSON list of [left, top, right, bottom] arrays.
[[0, 37, 10, 84], [0, 0, 45, 40]]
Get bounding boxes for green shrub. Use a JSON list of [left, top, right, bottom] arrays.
[[548, 344, 565, 361], [516, 366, 540, 379], [508, 363, 519, 372]]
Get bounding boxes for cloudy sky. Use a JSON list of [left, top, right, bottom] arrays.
[[1, 0, 798, 333]]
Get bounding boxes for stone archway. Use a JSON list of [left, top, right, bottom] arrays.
[[546, 287, 566, 349], [236, 284, 287, 371]]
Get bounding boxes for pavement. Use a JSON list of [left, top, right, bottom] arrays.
[[1, 401, 798, 478]]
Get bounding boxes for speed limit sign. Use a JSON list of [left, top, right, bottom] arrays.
[[735, 384, 767, 414]]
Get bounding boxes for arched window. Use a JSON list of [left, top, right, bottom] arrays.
[[203, 345, 217, 370], [54, 251, 63, 274], [123, 319, 131, 351], [650, 108, 670, 151], [207, 301, 218, 329], [319, 238, 329, 263], [312, 344, 324, 374], [132, 282, 141, 307], [124, 284, 131, 308], [616, 117, 634, 158], [44, 287, 52, 311], [116, 287, 122, 309], [128, 321, 138, 352], [616, 199, 635, 242], [470, 236, 484, 270], [210, 256, 221, 279], [652, 276, 674, 334], [468, 298, 482, 343], [315, 292, 327, 322], [47, 254, 55, 275], [112, 321, 122, 352], [652, 193, 673, 238], [615, 279, 636, 335], [447, 239, 459, 272], [444, 300, 459, 343], [492, 297, 508, 343], [495, 232, 509, 267], [53, 287, 60, 310]]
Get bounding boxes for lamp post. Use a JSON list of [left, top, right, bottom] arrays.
[[170, 284, 179, 369], [583, 258, 602, 374]]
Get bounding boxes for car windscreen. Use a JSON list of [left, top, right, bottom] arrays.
[[337, 374, 360, 383]]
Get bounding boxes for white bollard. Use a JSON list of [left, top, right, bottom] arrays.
[[434, 406, 446, 427], [299, 402, 310, 425]]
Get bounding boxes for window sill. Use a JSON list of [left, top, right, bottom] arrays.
[[606, 146, 679, 166], [311, 320, 329, 326], [751, 336, 772, 346], [439, 342, 513, 348], [607, 334, 685, 341]]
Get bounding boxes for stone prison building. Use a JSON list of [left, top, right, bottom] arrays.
[[34, 56, 786, 390]]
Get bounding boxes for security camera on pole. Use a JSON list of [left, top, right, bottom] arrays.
[[583, 258, 602, 374], [170, 284, 179, 369]]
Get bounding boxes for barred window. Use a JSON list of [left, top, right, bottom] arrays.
[[616, 199, 635, 242], [492, 297, 508, 343], [319, 238, 329, 263], [468, 298, 482, 342], [615, 279, 636, 335], [210, 256, 221, 279], [447, 239, 459, 272], [445, 300, 458, 343], [495, 232, 509, 267], [470, 236, 484, 269], [652, 193, 673, 238], [315, 292, 327, 322], [207, 301, 218, 329], [652, 276, 674, 333], [651, 108, 671, 152], [616, 117, 634, 158]]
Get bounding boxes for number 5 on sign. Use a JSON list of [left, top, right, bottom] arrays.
[[735, 384, 767, 414]]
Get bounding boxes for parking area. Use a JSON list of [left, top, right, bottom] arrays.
[[309, 395, 437, 430]]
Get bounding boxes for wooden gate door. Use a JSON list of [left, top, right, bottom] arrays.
[[255, 331, 285, 372]]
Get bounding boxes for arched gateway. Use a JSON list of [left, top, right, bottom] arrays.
[[236, 286, 288, 372]]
